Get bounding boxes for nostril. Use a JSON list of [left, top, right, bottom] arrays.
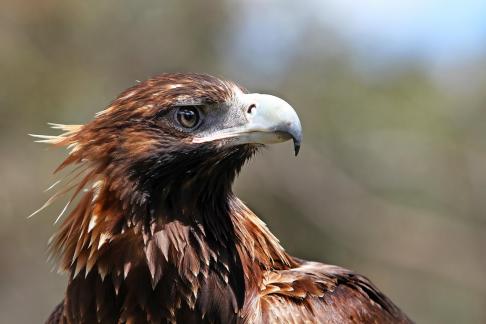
[[247, 104, 256, 114]]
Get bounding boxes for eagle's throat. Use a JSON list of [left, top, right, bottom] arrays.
[[50, 143, 293, 322]]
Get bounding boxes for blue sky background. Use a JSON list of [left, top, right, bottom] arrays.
[[322, 0, 486, 63], [230, 0, 486, 74]]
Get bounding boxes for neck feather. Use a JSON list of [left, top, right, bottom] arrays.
[[49, 160, 293, 321], [38, 106, 293, 322]]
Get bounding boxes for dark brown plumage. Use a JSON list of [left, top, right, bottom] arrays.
[[36, 73, 412, 323]]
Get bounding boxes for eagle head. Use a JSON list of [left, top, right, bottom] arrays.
[[40, 73, 301, 233]]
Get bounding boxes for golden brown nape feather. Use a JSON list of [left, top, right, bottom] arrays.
[[36, 73, 412, 323]]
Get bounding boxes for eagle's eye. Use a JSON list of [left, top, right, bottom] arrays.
[[176, 106, 200, 129]]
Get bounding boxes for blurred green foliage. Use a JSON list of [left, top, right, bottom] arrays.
[[1, 1, 485, 323]]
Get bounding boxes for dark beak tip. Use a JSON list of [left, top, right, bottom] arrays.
[[293, 140, 301, 156]]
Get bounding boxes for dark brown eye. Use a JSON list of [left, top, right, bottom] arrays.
[[176, 106, 200, 129]]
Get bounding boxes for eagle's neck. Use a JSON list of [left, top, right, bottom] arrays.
[[52, 163, 292, 322]]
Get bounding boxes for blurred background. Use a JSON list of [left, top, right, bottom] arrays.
[[1, 0, 486, 323]]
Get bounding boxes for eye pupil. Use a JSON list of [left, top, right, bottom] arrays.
[[176, 107, 200, 128]]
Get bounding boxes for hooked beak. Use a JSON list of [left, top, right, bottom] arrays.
[[193, 93, 302, 155]]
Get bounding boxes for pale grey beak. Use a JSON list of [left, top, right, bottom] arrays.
[[193, 93, 302, 155]]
